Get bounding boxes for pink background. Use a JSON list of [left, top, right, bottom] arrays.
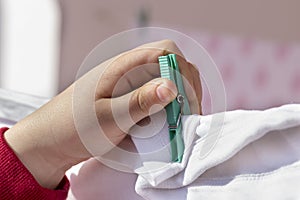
[[181, 33, 300, 113]]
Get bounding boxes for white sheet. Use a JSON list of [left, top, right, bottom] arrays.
[[134, 104, 300, 199]]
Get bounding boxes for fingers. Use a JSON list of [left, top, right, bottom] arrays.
[[183, 62, 202, 114], [102, 45, 202, 115], [95, 40, 184, 99], [174, 55, 202, 114], [101, 78, 177, 134], [190, 63, 203, 114], [111, 63, 161, 98]]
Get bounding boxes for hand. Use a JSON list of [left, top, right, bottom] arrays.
[[4, 40, 202, 189]]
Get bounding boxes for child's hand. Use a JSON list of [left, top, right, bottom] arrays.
[[4, 40, 202, 189]]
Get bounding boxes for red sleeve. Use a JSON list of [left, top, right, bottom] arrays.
[[0, 127, 70, 200]]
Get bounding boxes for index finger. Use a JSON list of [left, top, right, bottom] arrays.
[[94, 40, 185, 99]]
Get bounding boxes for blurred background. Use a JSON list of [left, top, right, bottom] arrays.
[[0, 0, 299, 114]]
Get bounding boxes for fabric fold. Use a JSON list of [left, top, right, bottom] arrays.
[[133, 104, 300, 200]]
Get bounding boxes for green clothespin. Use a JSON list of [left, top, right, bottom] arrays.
[[158, 54, 191, 163]]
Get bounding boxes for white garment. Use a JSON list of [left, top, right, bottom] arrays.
[[133, 104, 300, 200]]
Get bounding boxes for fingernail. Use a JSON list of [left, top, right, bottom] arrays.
[[156, 80, 178, 103]]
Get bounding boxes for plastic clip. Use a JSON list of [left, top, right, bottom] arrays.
[[158, 54, 191, 162]]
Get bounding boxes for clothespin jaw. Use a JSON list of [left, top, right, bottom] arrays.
[[158, 54, 191, 162]]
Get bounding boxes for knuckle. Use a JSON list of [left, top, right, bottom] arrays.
[[166, 40, 178, 50], [160, 39, 178, 53], [136, 89, 150, 114], [161, 39, 176, 47]]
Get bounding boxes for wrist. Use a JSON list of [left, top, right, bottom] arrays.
[[4, 128, 68, 189]]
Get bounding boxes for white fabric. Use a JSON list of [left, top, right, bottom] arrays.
[[133, 104, 300, 200], [0, 88, 48, 127]]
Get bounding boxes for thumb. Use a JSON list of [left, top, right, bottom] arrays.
[[130, 78, 178, 122], [111, 78, 177, 132]]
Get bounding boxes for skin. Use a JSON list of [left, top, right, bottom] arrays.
[[4, 40, 202, 189]]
